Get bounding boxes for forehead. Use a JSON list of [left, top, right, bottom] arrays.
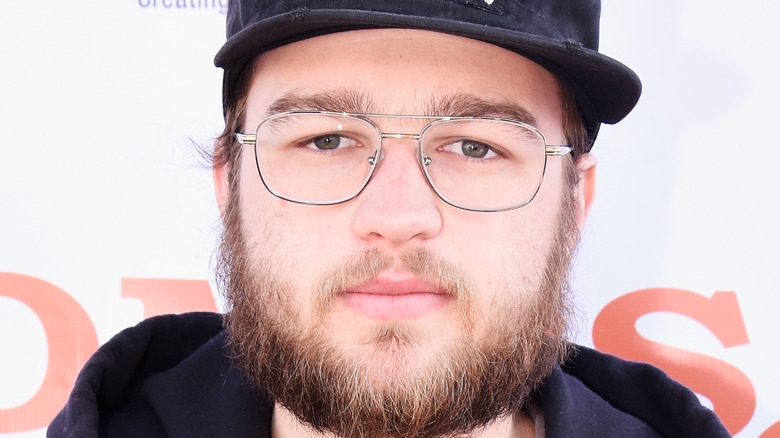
[[243, 29, 564, 134]]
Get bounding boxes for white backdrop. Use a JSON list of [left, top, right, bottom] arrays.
[[1, 1, 778, 436]]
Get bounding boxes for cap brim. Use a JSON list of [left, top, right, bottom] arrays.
[[215, 9, 640, 129]]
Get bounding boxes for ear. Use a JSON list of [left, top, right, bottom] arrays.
[[574, 153, 597, 231], [213, 161, 231, 217]]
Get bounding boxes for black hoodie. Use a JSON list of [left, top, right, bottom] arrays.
[[47, 312, 730, 437]]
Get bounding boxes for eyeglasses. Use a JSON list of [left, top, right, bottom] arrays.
[[235, 111, 571, 212]]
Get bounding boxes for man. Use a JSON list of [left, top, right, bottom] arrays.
[[49, 1, 730, 437]]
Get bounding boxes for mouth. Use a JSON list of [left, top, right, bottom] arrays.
[[339, 273, 452, 320]]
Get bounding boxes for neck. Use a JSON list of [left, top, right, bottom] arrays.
[[271, 404, 536, 438]]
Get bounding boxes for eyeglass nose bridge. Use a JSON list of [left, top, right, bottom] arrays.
[[365, 131, 432, 184], [380, 132, 421, 141], [372, 131, 428, 166]]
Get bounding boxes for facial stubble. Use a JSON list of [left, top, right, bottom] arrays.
[[217, 171, 579, 438]]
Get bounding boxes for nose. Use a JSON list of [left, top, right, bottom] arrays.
[[351, 139, 443, 247]]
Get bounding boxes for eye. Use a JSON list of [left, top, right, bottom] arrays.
[[305, 134, 359, 151], [442, 139, 498, 159]]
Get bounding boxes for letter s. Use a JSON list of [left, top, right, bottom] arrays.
[[593, 288, 755, 435]]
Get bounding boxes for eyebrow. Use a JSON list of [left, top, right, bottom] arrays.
[[267, 89, 376, 115], [428, 93, 538, 126], [266, 89, 539, 127]]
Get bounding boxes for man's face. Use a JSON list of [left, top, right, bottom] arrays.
[[215, 29, 594, 437]]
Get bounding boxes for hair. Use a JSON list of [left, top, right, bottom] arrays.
[[213, 61, 255, 196], [211, 59, 592, 194]]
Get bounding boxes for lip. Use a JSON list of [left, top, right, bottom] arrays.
[[339, 276, 451, 319]]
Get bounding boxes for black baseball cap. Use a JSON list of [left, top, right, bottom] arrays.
[[214, 0, 641, 147]]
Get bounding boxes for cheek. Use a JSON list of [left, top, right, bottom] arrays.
[[446, 180, 561, 269], [236, 154, 355, 288], [237, 156, 274, 244], [446, 173, 565, 313]]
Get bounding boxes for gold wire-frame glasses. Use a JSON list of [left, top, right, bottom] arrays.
[[235, 111, 571, 212]]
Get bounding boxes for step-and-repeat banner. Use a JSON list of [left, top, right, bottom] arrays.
[[1, 1, 778, 436]]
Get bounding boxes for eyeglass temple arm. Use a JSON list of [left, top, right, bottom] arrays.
[[545, 145, 571, 156], [235, 133, 256, 145]]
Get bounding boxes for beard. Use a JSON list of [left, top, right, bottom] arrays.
[[216, 169, 580, 438]]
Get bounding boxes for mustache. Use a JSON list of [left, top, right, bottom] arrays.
[[314, 247, 476, 319]]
